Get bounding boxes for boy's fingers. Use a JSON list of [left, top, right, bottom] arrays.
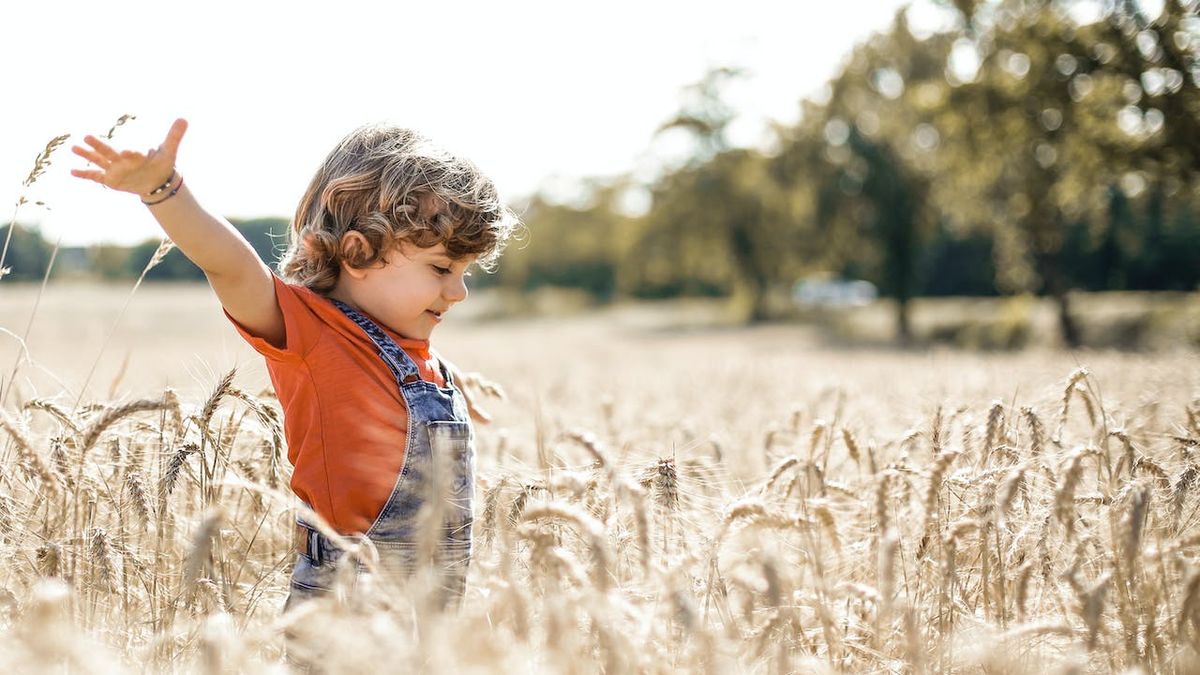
[[84, 135, 120, 161], [161, 118, 188, 158], [72, 145, 109, 166], [70, 168, 104, 182]]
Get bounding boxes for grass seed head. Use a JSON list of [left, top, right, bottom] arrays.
[[985, 400, 1005, 454], [1022, 406, 1046, 457], [125, 471, 151, 526], [22, 133, 71, 188], [0, 409, 59, 496]]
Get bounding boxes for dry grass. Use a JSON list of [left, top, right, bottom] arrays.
[[2, 115, 1200, 667], [1, 126, 1198, 670], [0, 288, 1196, 673]]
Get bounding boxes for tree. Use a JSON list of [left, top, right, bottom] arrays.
[[929, 0, 1200, 345], [771, 12, 951, 342], [632, 67, 804, 320], [497, 178, 635, 299]]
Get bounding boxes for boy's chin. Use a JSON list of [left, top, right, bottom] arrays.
[[386, 321, 434, 341]]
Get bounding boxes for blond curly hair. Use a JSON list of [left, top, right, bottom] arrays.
[[278, 123, 520, 293]]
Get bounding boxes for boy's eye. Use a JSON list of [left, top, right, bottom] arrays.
[[432, 265, 451, 275]]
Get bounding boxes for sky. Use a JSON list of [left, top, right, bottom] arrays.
[[1, 0, 961, 247]]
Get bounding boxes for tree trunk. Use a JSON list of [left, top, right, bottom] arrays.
[[1053, 288, 1081, 348], [895, 296, 912, 345], [728, 211, 772, 324], [1040, 256, 1081, 347], [749, 283, 770, 323]]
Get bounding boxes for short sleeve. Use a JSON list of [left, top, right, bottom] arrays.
[[222, 273, 322, 362]]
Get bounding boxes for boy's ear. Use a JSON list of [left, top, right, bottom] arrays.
[[338, 231, 374, 279]]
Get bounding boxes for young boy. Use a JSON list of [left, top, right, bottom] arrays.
[[71, 118, 519, 608]]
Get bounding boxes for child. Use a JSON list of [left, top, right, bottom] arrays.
[[70, 119, 519, 609]]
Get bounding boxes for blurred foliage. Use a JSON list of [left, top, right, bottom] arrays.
[[921, 0, 1200, 344], [0, 219, 289, 283], [88, 244, 134, 281], [126, 218, 288, 281], [494, 181, 636, 299], [3, 0, 1198, 348], [0, 223, 53, 282], [626, 67, 818, 319], [502, 0, 1200, 342]]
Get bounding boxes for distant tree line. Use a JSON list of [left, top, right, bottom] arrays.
[[0, 218, 288, 283]]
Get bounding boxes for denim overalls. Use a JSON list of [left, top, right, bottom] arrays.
[[285, 298, 475, 610]]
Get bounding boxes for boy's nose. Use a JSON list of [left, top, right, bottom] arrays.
[[444, 275, 468, 303]]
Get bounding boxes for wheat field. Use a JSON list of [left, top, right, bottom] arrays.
[[0, 281, 1198, 673]]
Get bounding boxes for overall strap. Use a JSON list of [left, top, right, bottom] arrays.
[[328, 298, 421, 384]]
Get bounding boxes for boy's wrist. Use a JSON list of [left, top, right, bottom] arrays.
[[141, 172, 185, 206], [139, 169, 179, 200]]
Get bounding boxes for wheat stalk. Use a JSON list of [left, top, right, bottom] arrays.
[[0, 408, 59, 495], [520, 502, 611, 592]]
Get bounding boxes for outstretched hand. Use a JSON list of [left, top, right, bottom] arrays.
[[70, 118, 188, 196]]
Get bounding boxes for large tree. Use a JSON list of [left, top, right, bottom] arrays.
[[772, 12, 953, 342], [929, 0, 1200, 345], [630, 67, 807, 319]]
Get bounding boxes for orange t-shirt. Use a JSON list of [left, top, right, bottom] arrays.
[[223, 273, 446, 535]]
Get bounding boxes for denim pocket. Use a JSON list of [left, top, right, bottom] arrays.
[[283, 551, 339, 612], [426, 421, 475, 524], [293, 550, 337, 585]]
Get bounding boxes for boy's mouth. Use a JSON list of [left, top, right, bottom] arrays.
[[426, 309, 444, 321]]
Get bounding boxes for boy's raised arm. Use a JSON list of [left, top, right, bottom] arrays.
[[71, 119, 286, 348]]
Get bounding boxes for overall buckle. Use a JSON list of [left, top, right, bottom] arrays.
[[296, 523, 324, 566], [308, 528, 323, 566]]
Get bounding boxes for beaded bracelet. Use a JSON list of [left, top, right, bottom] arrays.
[[144, 170, 177, 197], [141, 176, 184, 206]]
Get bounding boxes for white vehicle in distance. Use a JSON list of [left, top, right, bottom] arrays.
[[792, 277, 878, 308]]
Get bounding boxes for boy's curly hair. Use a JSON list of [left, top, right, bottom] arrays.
[[278, 123, 520, 293]]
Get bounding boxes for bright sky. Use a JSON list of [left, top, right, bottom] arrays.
[[2, 0, 957, 246]]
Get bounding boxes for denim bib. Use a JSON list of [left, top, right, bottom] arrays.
[[286, 298, 475, 609]]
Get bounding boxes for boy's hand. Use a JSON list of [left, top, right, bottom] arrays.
[[70, 118, 188, 197], [70, 116, 280, 336]]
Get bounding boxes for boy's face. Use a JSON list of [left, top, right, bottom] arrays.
[[341, 239, 474, 341]]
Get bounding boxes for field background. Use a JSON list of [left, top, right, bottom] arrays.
[[3, 283, 1196, 457], [0, 282, 1198, 673]]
